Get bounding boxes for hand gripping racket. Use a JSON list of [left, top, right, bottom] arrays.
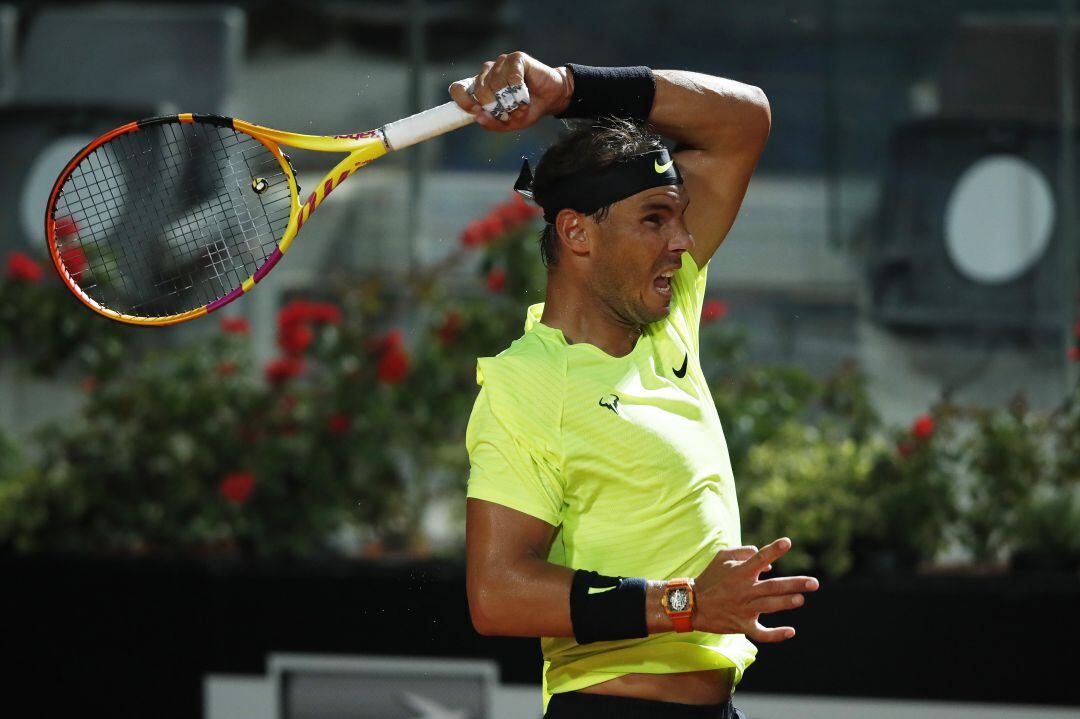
[[44, 95, 481, 325]]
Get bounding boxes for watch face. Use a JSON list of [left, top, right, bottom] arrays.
[[668, 587, 690, 612]]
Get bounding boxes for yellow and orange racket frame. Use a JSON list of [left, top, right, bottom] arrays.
[[45, 100, 474, 326]]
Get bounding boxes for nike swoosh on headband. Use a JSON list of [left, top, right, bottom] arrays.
[[654, 158, 674, 173]]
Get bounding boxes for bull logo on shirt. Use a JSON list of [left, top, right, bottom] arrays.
[[598, 393, 620, 415]]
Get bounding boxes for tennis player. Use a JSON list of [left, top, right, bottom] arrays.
[[450, 53, 820, 719]]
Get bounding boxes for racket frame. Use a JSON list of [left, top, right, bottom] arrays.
[[46, 113, 392, 326]]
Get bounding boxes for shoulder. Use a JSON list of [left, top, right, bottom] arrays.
[[477, 329, 566, 390], [472, 330, 566, 444]]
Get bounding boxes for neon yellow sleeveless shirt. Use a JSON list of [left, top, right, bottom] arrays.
[[465, 252, 756, 709]]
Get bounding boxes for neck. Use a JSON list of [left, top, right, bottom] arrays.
[[540, 270, 642, 357]]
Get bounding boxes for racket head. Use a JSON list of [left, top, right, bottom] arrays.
[[45, 113, 302, 326]]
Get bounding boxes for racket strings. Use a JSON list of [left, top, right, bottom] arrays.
[[51, 121, 293, 318]]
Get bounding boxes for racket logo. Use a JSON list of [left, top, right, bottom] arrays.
[[333, 130, 380, 140]]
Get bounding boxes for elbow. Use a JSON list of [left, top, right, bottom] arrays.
[[749, 85, 772, 140], [468, 599, 497, 636], [467, 583, 503, 637]]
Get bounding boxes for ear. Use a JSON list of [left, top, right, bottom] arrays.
[[555, 209, 591, 258]]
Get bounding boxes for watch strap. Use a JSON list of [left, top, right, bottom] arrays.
[[663, 577, 695, 633]]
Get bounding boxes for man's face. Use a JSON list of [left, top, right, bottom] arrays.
[[586, 185, 694, 326]]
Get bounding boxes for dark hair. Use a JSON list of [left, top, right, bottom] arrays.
[[533, 116, 666, 268]]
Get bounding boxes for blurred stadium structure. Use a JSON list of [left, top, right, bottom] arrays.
[[2, 1, 1078, 429], [2, 1, 1079, 718]]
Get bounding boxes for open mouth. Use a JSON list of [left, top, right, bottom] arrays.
[[652, 268, 675, 297]]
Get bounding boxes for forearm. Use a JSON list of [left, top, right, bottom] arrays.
[[649, 69, 771, 153], [469, 558, 680, 638], [468, 556, 576, 637]]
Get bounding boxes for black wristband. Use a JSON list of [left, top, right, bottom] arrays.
[[555, 64, 656, 122], [569, 569, 648, 645]]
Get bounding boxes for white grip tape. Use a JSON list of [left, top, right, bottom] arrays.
[[381, 101, 474, 152]]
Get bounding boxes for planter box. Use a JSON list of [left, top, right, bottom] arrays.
[[3, 554, 1077, 718]]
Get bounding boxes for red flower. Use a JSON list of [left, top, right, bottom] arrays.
[[479, 215, 506, 243], [82, 376, 97, 394], [897, 441, 915, 459], [215, 360, 237, 377], [911, 414, 935, 440], [702, 299, 728, 323], [492, 194, 540, 227], [377, 347, 410, 384], [309, 302, 342, 325], [437, 311, 461, 347], [487, 267, 506, 292], [6, 251, 43, 283], [370, 328, 405, 354], [278, 321, 314, 355], [461, 194, 541, 248], [1069, 347, 1080, 363], [60, 246, 88, 277], [264, 357, 304, 386], [277, 299, 315, 328], [1074, 319, 1080, 339], [327, 412, 350, 435], [460, 219, 488, 248], [460, 215, 508, 248], [219, 316, 250, 334], [219, 472, 255, 505]]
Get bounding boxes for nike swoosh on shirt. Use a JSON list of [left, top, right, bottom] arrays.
[[654, 158, 674, 173], [588, 585, 617, 595], [673, 353, 688, 378]]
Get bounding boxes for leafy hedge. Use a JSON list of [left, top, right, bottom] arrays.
[[1, 203, 1079, 574]]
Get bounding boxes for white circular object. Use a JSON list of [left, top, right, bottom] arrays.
[[944, 155, 1055, 284], [21, 135, 95, 250]]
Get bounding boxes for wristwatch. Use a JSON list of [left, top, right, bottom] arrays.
[[661, 577, 695, 632]]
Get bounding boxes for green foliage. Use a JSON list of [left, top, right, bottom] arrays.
[[859, 414, 959, 571], [953, 401, 1051, 563], [0, 253, 135, 378], [0, 197, 545, 558], [738, 422, 882, 576], [1, 206, 1077, 572], [1011, 483, 1080, 568]]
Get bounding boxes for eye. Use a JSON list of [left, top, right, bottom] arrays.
[[643, 214, 662, 225]]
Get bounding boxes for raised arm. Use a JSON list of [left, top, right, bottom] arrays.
[[448, 53, 772, 269], [650, 70, 771, 268]]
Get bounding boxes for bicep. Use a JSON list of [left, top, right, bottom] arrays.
[[467, 497, 557, 576]]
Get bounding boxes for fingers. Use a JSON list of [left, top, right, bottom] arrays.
[[743, 537, 793, 574], [448, 53, 531, 130], [749, 621, 796, 643], [718, 545, 758, 562], [748, 592, 805, 615], [448, 75, 480, 113], [754, 575, 820, 597]]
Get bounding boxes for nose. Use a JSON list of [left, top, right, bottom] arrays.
[[669, 225, 695, 254]]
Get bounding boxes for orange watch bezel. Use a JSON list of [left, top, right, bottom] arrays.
[[661, 577, 695, 632]]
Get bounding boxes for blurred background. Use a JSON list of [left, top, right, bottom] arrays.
[[1, 1, 1079, 717]]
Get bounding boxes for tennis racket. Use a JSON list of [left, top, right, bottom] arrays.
[[44, 95, 478, 325]]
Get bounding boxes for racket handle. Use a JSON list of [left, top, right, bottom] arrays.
[[382, 100, 475, 152]]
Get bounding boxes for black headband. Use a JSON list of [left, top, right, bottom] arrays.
[[513, 148, 683, 224]]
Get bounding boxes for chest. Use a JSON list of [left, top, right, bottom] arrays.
[[559, 332, 725, 502]]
